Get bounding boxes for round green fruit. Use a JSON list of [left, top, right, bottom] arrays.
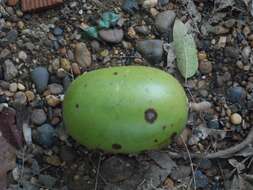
[[63, 66, 188, 153]]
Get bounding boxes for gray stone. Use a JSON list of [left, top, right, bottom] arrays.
[[3, 59, 18, 81], [155, 10, 176, 33], [31, 67, 49, 93], [99, 29, 124, 43], [34, 124, 56, 148], [136, 40, 164, 64], [31, 109, 47, 125], [48, 83, 63, 95]]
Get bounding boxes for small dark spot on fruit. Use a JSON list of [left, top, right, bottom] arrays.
[[84, 84, 87, 87], [144, 108, 157, 124], [162, 126, 166, 130], [154, 139, 158, 143], [113, 72, 118, 75], [75, 104, 79, 108], [112, 144, 122, 150]]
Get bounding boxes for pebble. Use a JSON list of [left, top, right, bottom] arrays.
[[18, 51, 27, 61], [60, 58, 71, 71], [199, 60, 212, 74], [224, 46, 240, 59], [63, 76, 71, 91], [90, 40, 100, 52], [14, 91, 27, 104], [158, 0, 169, 6], [198, 159, 212, 170], [38, 175, 57, 189], [241, 46, 251, 60], [71, 63, 81, 76], [31, 67, 49, 93], [136, 39, 164, 64], [31, 109, 47, 125], [35, 124, 56, 148], [6, 29, 18, 43], [46, 95, 61, 107], [75, 42, 92, 68], [135, 25, 150, 35], [230, 113, 242, 125], [25, 90, 35, 102], [53, 27, 64, 36], [227, 86, 246, 103], [9, 83, 18, 92], [3, 59, 18, 81], [194, 170, 209, 189], [198, 51, 207, 61], [155, 10, 176, 33], [56, 68, 67, 78], [17, 21, 24, 30], [207, 119, 220, 129], [122, 0, 139, 14], [48, 83, 63, 95], [17, 83, 25, 91], [7, 0, 19, 6], [143, 0, 158, 9], [99, 29, 124, 43]]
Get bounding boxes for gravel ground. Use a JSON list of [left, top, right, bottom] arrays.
[[1, 0, 253, 190]]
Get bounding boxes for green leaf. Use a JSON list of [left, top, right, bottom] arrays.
[[173, 19, 198, 79]]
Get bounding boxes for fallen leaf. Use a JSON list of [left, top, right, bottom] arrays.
[[173, 19, 198, 79]]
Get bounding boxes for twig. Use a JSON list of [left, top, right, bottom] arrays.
[[169, 127, 253, 159], [94, 154, 102, 190], [180, 135, 196, 190]]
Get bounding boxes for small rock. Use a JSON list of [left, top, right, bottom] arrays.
[[6, 29, 18, 43], [25, 90, 35, 102], [75, 42, 92, 67], [9, 83, 18, 92], [198, 159, 212, 170], [90, 40, 100, 52], [52, 58, 60, 71], [143, 0, 158, 8], [39, 175, 57, 189], [48, 83, 63, 95], [14, 91, 27, 104], [135, 25, 150, 35], [0, 48, 11, 59], [46, 155, 61, 166], [17, 83, 25, 91], [71, 63, 81, 76], [224, 46, 240, 59], [158, 0, 169, 6], [242, 46, 251, 60], [53, 27, 64, 36], [17, 21, 24, 30], [198, 51, 207, 61], [207, 119, 220, 129], [56, 68, 67, 78], [194, 170, 209, 188], [136, 39, 164, 64], [35, 124, 56, 148], [199, 60, 212, 74], [31, 109, 47, 125], [3, 59, 18, 81], [171, 165, 191, 180], [230, 113, 242, 125], [99, 29, 124, 43], [46, 95, 60, 107], [60, 58, 71, 71], [31, 67, 49, 93], [155, 10, 176, 33], [122, 0, 139, 14], [18, 51, 27, 61], [63, 76, 71, 91], [227, 86, 246, 103]]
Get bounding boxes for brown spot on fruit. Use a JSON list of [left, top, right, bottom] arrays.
[[75, 104, 79, 108], [162, 126, 166, 130], [144, 108, 157, 124], [113, 72, 118, 75], [112, 144, 122, 150]]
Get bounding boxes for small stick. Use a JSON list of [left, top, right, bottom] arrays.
[[169, 127, 253, 159], [180, 135, 197, 190], [94, 154, 102, 190]]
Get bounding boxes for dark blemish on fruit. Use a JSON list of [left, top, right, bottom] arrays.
[[144, 108, 157, 124], [162, 126, 167, 130], [113, 72, 118, 75], [84, 84, 87, 87], [112, 144, 122, 150], [154, 139, 158, 143], [75, 104, 79, 108]]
